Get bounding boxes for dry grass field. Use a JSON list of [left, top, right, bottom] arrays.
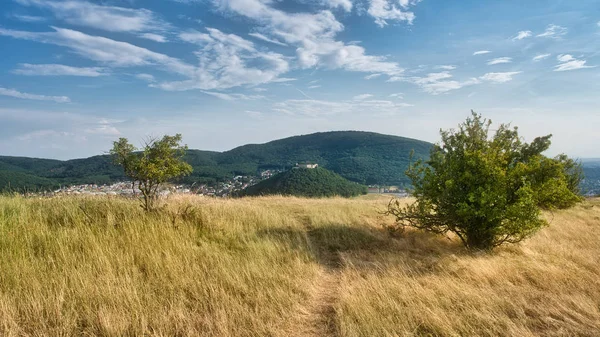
[[0, 194, 598, 336]]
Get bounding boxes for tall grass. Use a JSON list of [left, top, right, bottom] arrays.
[[0, 195, 598, 336]]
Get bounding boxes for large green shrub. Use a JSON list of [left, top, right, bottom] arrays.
[[387, 112, 582, 250]]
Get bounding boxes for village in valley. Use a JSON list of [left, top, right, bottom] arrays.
[[45, 164, 409, 198]]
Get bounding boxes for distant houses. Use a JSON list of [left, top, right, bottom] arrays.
[[294, 163, 319, 169]]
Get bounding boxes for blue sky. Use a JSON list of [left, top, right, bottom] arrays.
[[0, 0, 599, 159]]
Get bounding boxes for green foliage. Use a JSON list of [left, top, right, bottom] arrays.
[[240, 167, 367, 198], [110, 134, 193, 211], [387, 112, 582, 250], [0, 131, 431, 190]]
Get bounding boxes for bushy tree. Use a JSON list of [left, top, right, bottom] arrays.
[[110, 134, 193, 211], [387, 112, 582, 250]]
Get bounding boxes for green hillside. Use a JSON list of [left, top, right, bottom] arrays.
[[239, 167, 368, 198], [0, 131, 432, 190]]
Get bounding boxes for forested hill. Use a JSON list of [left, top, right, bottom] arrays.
[[239, 167, 368, 198], [0, 131, 432, 190]]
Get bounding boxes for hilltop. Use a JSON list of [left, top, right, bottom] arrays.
[[0, 131, 432, 190], [239, 167, 368, 198]]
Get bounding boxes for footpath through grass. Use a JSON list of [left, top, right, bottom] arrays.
[[0, 195, 599, 336]]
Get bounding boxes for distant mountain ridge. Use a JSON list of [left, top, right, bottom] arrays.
[[2, 131, 599, 194], [0, 131, 433, 190]]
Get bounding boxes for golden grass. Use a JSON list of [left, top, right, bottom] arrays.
[[0, 195, 598, 336]]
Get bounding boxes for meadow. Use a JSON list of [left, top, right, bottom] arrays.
[[0, 194, 599, 336]]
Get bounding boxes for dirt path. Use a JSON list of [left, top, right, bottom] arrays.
[[290, 224, 343, 337]]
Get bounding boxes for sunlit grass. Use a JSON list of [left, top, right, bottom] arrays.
[[0, 194, 598, 336]]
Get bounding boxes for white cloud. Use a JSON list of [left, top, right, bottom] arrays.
[[410, 71, 479, 95], [159, 27, 289, 90], [554, 54, 596, 72], [364, 73, 382, 80], [435, 65, 456, 70], [212, 0, 405, 78], [512, 30, 532, 41], [367, 0, 419, 27], [389, 93, 403, 98], [308, 85, 322, 89], [319, 0, 353, 12], [532, 53, 551, 62], [479, 71, 522, 83], [487, 57, 512, 65], [0, 26, 290, 92], [0, 87, 70, 103], [13, 63, 107, 76], [0, 27, 193, 73], [273, 98, 412, 117], [245, 110, 264, 119], [12, 14, 46, 22], [135, 73, 156, 82], [248, 32, 287, 46], [252, 87, 268, 92], [140, 33, 167, 43], [557, 54, 574, 63], [536, 24, 568, 39], [15, 0, 168, 33], [473, 50, 491, 55], [353, 94, 374, 100], [200, 91, 265, 100]]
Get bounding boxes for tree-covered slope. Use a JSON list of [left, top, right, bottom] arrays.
[[0, 131, 432, 190], [239, 167, 367, 198], [187, 131, 432, 185]]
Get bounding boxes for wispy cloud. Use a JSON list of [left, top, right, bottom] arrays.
[[487, 57, 512, 65], [140, 33, 168, 43], [389, 93, 403, 98], [0, 87, 70, 103], [479, 71, 522, 83], [213, 0, 405, 79], [248, 32, 287, 46], [245, 110, 264, 119], [13, 63, 108, 76], [201, 91, 265, 101], [308, 85, 322, 89], [273, 98, 413, 117], [554, 54, 596, 71], [353, 94, 374, 100], [512, 30, 532, 40], [15, 0, 169, 33], [537, 24, 568, 39], [532, 54, 551, 62], [0, 26, 193, 71], [473, 50, 491, 55], [435, 65, 457, 70], [367, 0, 419, 27], [411, 72, 479, 95], [135, 73, 156, 82], [364, 73, 382, 80], [320, 0, 353, 12], [11, 14, 46, 22]]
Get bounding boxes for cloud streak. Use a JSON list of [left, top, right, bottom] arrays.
[[13, 63, 108, 76], [0, 87, 71, 103], [487, 57, 512, 65], [554, 54, 596, 71]]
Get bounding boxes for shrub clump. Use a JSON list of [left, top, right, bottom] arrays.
[[387, 112, 582, 250]]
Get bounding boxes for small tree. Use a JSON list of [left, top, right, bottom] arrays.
[[110, 134, 193, 211], [387, 112, 582, 250]]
